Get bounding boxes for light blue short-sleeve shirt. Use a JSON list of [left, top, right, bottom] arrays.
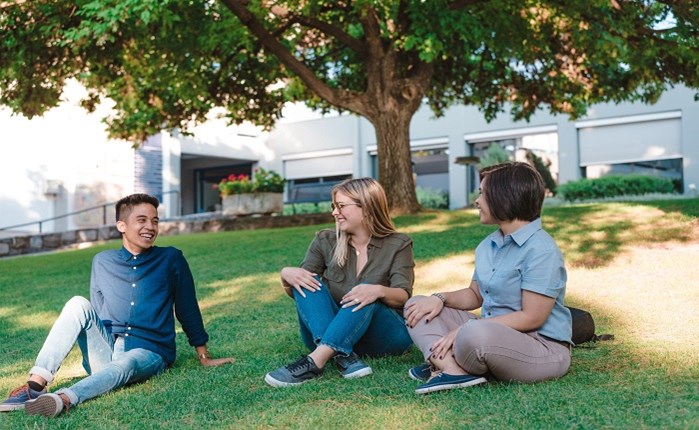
[[473, 218, 572, 344]]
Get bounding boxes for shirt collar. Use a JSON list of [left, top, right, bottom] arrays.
[[118, 245, 155, 261], [491, 218, 542, 247], [369, 235, 385, 249]]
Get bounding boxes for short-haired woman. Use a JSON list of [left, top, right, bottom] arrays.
[[404, 162, 572, 394], [265, 178, 414, 387]]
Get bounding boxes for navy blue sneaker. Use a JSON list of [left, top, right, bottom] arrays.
[[0, 384, 47, 412], [415, 373, 487, 395], [408, 363, 433, 381], [265, 355, 323, 387], [333, 352, 373, 379]]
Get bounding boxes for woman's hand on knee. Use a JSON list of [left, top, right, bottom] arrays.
[[403, 295, 443, 328], [280, 267, 322, 298], [430, 328, 459, 360], [340, 284, 382, 312]]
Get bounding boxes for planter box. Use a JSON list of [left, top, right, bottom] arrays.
[[222, 192, 284, 215]]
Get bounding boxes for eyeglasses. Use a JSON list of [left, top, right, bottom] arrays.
[[331, 202, 361, 211]]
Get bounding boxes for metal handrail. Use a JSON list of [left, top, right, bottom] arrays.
[[0, 190, 181, 235]]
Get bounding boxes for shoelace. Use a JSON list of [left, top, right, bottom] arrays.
[[7, 384, 30, 398], [61, 396, 71, 414], [286, 356, 313, 373]]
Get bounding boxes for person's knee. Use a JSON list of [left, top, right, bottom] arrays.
[[405, 295, 426, 307], [454, 320, 493, 356], [64, 296, 91, 312]]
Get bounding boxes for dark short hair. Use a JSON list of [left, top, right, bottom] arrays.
[[115, 193, 160, 222], [479, 162, 545, 222]]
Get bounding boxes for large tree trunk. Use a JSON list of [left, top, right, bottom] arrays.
[[372, 109, 421, 215]]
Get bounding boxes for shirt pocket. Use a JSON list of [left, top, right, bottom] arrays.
[[488, 268, 522, 307], [324, 266, 346, 283]]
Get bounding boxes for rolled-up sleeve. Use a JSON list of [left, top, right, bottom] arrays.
[[388, 238, 415, 298]]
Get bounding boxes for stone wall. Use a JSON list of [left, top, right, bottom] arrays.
[[0, 213, 334, 258]]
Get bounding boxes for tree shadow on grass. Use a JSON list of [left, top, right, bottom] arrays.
[[1, 201, 697, 428], [401, 201, 698, 269]]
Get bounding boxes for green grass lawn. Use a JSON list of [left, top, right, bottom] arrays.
[[1, 199, 698, 429]]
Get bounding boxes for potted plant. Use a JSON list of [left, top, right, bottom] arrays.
[[215, 168, 285, 215]]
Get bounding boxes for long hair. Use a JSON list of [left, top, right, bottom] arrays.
[[331, 178, 395, 267]]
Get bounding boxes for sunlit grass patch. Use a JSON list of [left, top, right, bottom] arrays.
[[0, 198, 697, 429]]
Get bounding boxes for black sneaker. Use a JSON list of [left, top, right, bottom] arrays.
[[333, 352, 373, 379], [265, 356, 323, 387]]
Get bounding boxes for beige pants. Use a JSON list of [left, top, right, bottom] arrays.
[[407, 302, 571, 383]]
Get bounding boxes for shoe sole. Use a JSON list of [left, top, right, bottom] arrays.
[[0, 403, 25, 412], [264, 373, 319, 388], [415, 376, 487, 395], [25, 395, 62, 417], [342, 367, 373, 379]]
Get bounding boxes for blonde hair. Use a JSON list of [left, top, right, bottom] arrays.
[[331, 177, 396, 267]]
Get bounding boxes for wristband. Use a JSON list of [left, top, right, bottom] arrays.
[[432, 292, 446, 304]]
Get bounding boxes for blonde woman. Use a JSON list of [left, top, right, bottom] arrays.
[[265, 178, 414, 387]]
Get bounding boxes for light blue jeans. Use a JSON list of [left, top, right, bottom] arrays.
[[294, 284, 412, 357], [29, 296, 166, 406]]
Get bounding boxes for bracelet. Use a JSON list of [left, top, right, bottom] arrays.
[[432, 293, 446, 304]]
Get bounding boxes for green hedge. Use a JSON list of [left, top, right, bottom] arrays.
[[558, 174, 675, 201]]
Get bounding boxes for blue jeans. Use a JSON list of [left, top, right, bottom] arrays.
[[294, 285, 412, 357], [29, 296, 166, 406]]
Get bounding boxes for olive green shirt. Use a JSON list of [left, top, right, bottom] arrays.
[[301, 229, 415, 308]]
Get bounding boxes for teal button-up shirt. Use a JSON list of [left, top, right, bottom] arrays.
[[90, 246, 209, 365]]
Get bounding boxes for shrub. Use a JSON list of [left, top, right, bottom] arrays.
[[417, 187, 449, 209], [525, 150, 557, 196], [478, 143, 510, 168], [215, 167, 285, 196], [558, 174, 675, 201]]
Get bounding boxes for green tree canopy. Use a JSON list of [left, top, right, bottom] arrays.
[[2, 0, 698, 213]]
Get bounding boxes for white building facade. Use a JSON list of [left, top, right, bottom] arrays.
[[1, 83, 697, 236]]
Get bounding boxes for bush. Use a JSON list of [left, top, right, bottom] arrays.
[[417, 187, 449, 209], [478, 143, 510, 168], [558, 174, 675, 201]]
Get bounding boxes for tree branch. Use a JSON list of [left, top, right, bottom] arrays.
[[285, 14, 367, 55], [219, 0, 365, 113]]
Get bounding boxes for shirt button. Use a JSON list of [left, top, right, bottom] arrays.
[[133, 256, 137, 260], [487, 312, 492, 316], [127, 326, 132, 330], [491, 269, 495, 272], [485, 290, 489, 294], [130, 301, 135, 306], [125, 333, 129, 337], [132, 283, 136, 288], [133, 267, 137, 270]]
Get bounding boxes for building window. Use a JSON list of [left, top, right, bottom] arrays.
[[287, 175, 352, 204], [370, 147, 450, 192]]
